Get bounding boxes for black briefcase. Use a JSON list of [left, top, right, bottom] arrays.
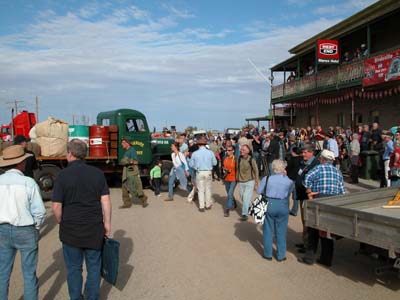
[[101, 237, 120, 285]]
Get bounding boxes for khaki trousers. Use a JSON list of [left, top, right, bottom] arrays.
[[196, 171, 213, 209]]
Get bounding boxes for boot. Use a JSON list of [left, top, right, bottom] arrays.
[[140, 195, 149, 208]]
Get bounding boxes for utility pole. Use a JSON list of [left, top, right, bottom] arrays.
[[35, 96, 39, 122], [6, 100, 24, 114]]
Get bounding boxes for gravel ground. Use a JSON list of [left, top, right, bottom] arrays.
[[8, 180, 400, 300]]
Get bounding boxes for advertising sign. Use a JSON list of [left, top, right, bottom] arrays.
[[317, 40, 340, 64], [363, 49, 400, 87]]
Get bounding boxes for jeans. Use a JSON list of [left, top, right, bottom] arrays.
[[262, 198, 289, 260], [0, 224, 39, 300], [153, 178, 161, 195], [290, 198, 299, 216], [168, 169, 176, 198], [224, 181, 237, 209], [168, 167, 187, 198], [239, 180, 255, 216], [391, 178, 400, 187], [62, 243, 102, 300]]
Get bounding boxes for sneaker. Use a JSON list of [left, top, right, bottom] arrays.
[[140, 195, 148, 208], [164, 197, 174, 201], [240, 215, 248, 221], [199, 208, 205, 212], [297, 257, 314, 265], [205, 205, 212, 210], [224, 210, 229, 217]]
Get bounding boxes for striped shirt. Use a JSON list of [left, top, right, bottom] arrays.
[[304, 163, 345, 196]]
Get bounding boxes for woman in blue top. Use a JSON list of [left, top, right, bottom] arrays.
[[256, 159, 296, 261]]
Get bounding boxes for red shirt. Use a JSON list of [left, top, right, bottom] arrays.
[[390, 148, 400, 168]]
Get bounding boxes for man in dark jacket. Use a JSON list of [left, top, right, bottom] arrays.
[[294, 143, 319, 252]]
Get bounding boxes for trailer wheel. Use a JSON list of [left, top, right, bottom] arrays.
[[34, 165, 61, 200], [160, 160, 173, 192]]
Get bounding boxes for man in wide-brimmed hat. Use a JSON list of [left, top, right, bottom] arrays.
[[190, 136, 217, 212], [0, 145, 46, 300]]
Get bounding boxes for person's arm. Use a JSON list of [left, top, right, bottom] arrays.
[[101, 194, 112, 237], [30, 182, 46, 229], [395, 152, 400, 166], [52, 202, 63, 224], [212, 152, 217, 166], [256, 176, 267, 194]]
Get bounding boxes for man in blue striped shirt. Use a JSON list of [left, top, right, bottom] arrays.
[[299, 149, 345, 267]]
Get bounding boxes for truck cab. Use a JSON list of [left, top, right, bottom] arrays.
[[97, 109, 153, 164]]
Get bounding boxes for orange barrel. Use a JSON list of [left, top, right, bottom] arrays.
[[89, 126, 109, 157]]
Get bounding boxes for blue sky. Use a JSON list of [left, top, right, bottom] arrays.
[[0, 0, 377, 131]]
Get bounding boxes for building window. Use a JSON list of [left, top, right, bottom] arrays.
[[355, 113, 362, 124], [369, 111, 380, 124], [101, 118, 110, 126], [337, 113, 345, 127]]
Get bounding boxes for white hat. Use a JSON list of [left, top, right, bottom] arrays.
[[320, 149, 335, 161]]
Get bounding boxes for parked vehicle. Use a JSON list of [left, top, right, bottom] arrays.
[[304, 187, 400, 274], [0, 111, 36, 141], [34, 108, 175, 199]]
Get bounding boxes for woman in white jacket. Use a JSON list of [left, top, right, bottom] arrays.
[[165, 143, 189, 201]]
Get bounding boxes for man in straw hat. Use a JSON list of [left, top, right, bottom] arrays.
[[0, 145, 46, 300], [298, 149, 345, 267], [190, 136, 217, 212]]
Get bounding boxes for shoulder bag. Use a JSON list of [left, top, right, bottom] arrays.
[[248, 176, 269, 225]]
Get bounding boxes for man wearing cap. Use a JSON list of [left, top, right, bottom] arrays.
[[293, 143, 319, 253], [190, 136, 217, 212], [52, 139, 111, 300], [0, 145, 46, 300], [13, 135, 37, 178], [120, 137, 148, 208], [298, 149, 345, 267]]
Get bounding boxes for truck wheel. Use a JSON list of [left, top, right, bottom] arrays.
[[160, 160, 173, 192], [34, 165, 61, 200]]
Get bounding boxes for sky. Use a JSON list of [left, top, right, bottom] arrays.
[[0, 0, 378, 131]]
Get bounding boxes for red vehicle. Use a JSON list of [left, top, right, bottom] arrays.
[[0, 111, 36, 141]]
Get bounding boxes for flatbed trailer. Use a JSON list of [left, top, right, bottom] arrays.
[[304, 187, 400, 272]]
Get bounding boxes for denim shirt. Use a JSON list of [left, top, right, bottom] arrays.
[[257, 174, 295, 200], [0, 169, 46, 229], [190, 146, 217, 171]]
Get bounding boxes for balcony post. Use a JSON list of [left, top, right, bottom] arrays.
[[272, 104, 276, 129], [351, 96, 355, 131]]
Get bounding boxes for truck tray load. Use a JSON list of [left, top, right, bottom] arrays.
[[304, 187, 400, 259]]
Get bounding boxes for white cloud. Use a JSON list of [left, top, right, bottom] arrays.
[[314, 0, 378, 16], [0, 7, 344, 129]]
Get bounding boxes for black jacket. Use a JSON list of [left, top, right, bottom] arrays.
[[295, 156, 319, 201]]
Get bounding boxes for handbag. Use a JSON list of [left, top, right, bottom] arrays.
[[248, 176, 269, 225], [101, 237, 120, 285]]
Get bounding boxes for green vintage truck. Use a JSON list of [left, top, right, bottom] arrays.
[[35, 108, 175, 199]]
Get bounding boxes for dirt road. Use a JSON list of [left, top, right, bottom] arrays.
[[9, 181, 399, 300]]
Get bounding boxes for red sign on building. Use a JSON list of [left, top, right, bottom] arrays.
[[317, 40, 340, 64], [363, 49, 400, 87]]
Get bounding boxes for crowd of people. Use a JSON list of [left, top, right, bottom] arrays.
[[1, 120, 399, 299], [150, 121, 399, 266]]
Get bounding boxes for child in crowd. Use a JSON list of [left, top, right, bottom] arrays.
[[150, 160, 163, 196]]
